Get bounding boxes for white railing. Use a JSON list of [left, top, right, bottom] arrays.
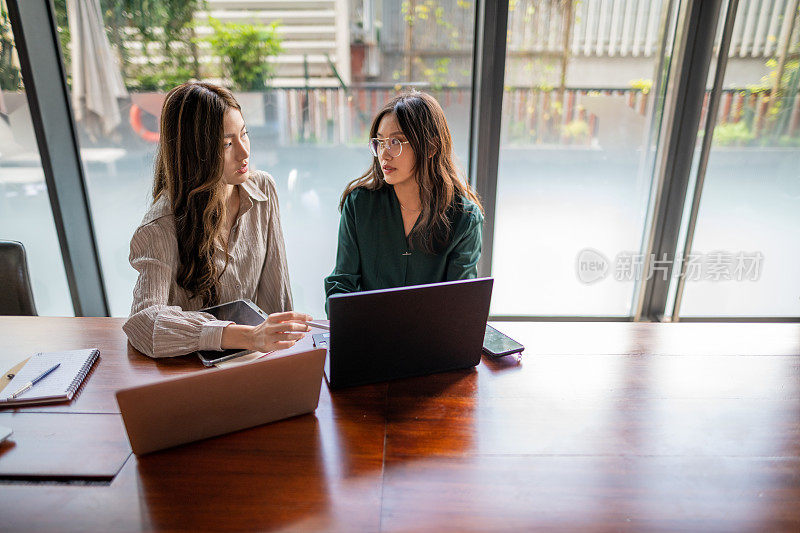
[[504, 0, 796, 58]]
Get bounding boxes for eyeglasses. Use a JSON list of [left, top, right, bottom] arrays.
[[369, 137, 409, 158]]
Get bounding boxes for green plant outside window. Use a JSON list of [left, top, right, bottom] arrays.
[[205, 17, 282, 92]]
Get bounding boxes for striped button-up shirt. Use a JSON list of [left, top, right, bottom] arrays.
[[123, 171, 293, 358]]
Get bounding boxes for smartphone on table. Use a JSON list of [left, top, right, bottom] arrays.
[[196, 299, 269, 367], [482, 324, 524, 358]]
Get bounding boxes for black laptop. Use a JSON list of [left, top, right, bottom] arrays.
[[324, 278, 493, 389]]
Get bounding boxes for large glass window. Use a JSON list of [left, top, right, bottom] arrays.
[[675, 0, 800, 317], [0, 0, 73, 316], [491, 0, 680, 316], [57, 0, 475, 318]]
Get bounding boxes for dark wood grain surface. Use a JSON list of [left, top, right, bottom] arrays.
[[0, 317, 798, 531]]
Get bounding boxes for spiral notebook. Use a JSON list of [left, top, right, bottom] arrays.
[[0, 349, 99, 407]]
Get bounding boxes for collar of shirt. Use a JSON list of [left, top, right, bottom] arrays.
[[239, 174, 269, 204], [223, 175, 269, 259]]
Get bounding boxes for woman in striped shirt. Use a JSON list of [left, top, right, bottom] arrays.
[[123, 82, 311, 358]]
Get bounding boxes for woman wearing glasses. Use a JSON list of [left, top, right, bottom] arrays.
[[324, 91, 483, 309], [123, 82, 312, 358]]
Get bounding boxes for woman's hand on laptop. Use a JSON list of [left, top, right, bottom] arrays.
[[222, 312, 312, 353]]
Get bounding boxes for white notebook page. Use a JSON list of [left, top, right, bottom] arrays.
[[0, 349, 98, 402]]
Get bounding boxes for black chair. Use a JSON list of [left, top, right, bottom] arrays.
[[0, 240, 37, 315]]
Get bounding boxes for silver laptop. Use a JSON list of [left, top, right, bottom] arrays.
[[116, 348, 326, 455]]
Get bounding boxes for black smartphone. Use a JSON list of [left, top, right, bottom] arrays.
[[196, 299, 269, 367], [482, 324, 524, 357]]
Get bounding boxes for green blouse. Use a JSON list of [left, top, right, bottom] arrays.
[[324, 186, 483, 312]]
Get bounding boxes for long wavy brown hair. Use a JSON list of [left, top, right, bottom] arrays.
[[152, 82, 240, 306], [340, 91, 482, 254]]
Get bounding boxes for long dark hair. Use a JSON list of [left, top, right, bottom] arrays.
[[340, 91, 482, 254], [153, 82, 240, 306]]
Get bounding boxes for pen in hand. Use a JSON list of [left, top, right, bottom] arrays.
[[10, 363, 61, 399]]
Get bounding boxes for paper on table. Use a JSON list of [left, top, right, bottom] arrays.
[[214, 351, 274, 369], [213, 330, 321, 369]]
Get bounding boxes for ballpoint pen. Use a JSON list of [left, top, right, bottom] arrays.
[[9, 363, 61, 399], [306, 321, 330, 331]]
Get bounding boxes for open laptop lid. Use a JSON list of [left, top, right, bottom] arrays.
[[327, 278, 493, 389], [116, 348, 326, 455]]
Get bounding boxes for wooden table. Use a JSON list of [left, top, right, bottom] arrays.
[[0, 317, 799, 531]]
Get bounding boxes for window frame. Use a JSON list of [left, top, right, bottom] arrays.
[[7, 0, 796, 322]]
